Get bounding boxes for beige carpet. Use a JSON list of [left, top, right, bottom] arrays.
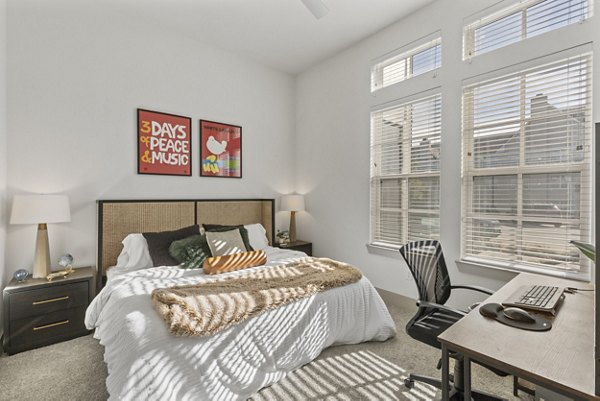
[[0, 302, 533, 401]]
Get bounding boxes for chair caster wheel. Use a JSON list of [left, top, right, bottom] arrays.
[[404, 378, 414, 389]]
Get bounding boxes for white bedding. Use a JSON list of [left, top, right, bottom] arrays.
[[86, 247, 396, 400]]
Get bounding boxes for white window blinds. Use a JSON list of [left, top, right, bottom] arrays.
[[371, 94, 442, 247], [371, 38, 441, 92], [462, 54, 592, 273], [464, 0, 590, 59]]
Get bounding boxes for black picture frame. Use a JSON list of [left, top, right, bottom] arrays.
[[137, 108, 193, 177], [198, 120, 243, 178]]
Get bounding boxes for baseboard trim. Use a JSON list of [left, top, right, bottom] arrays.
[[376, 288, 417, 312]]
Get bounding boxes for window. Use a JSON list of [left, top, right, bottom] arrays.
[[464, 0, 590, 59], [370, 94, 442, 247], [371, 38, 441, 92], [462, 54, 592, 274]]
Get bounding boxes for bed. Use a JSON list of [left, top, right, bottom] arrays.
[[86, 199, 396, 400]]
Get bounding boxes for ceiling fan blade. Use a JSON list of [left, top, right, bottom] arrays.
[[301, 0, 329, 19]]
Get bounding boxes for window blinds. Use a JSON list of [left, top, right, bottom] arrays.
[[371, 38, 441, 92], [464, 0, 590, 59], [462, 53, 592, 273], [371, 94, 441, 247]]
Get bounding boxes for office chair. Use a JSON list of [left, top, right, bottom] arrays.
[[399, 240, 507, 401]]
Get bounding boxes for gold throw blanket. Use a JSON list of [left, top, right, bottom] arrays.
[[152, 257, 363, 336]]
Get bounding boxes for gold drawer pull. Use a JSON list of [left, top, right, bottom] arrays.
[[33, 320, 70, 331], [32, 295, 69, 305]]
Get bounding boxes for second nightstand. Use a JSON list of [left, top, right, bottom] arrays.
[[275, 240, 313, 256], [2, 267, 94, 355]]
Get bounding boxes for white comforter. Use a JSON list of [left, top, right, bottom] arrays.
[[86, 247, 396, 401]]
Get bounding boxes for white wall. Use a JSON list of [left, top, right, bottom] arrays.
[[5, 0, 296, 276], [296, 0, 600, 303], [0, 0, 7, 331]]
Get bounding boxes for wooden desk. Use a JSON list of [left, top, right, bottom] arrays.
[[438, 272, 596, 400]]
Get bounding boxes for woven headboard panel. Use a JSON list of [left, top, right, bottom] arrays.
[[99, 201, 196, 274], [97, 199, 275, 289]]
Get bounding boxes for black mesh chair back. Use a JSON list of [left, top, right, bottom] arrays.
[[399, 240, 509, 399], [399, 240, 451, 306]]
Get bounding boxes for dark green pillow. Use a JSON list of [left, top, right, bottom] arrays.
[[142, 225, 200, 266], [169, 234, 211, 264], [202, 224, 254, 252], [181, 244, 211, 269]]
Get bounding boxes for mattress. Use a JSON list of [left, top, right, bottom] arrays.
[[86, 247, 396, 400]]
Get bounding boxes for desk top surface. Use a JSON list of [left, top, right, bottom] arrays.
[[438, 272, 595, 400]]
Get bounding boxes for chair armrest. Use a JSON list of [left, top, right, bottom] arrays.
[[451, 285, 494, 295], [417, 301, 467, 317]]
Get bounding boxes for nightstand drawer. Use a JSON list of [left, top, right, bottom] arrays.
[[292, 243, 312, 256], [9, 281, 89, 320], [9, 306, 87, 351]]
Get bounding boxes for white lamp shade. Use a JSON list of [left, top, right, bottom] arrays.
[[281, 194, 305, 212], [10, 194, 71, 225]]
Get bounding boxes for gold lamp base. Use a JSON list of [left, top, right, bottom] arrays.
[[32, 223, 51, 279], [289, 211, 297, 243]]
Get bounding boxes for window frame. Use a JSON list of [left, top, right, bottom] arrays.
[[371, 36, 441, 92], [463, 0, 592, 60], [370, 93, 442, 249], [461, 53, 593, 278]]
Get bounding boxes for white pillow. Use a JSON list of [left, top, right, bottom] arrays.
[[244, 223, 270, 250], [115, 234, 153, 270]]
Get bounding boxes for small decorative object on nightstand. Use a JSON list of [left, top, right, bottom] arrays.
[[46, 254, 76, 281], [2, 267, 94, 355], [276, 240, 312, 256], [58, 253, 74, 268], [13, 269, 29, 283], [276, 230, 290, 245]]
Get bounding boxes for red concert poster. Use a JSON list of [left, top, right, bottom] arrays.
[[137, 109, 192, 176], [200, 120, 242, 178]]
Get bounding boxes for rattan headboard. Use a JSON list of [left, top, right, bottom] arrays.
[[97, 199, 275, 288]]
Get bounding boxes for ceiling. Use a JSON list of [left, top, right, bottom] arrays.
[[114, 0, 435, 74]]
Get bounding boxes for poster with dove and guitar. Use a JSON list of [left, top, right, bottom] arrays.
[[200, 120, 242, 178]]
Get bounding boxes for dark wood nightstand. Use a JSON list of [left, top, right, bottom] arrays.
[[275, 240, 313, 256], [2, 267, 94, 355]]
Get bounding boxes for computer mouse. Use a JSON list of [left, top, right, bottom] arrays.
[[502, 307, 536, 323]]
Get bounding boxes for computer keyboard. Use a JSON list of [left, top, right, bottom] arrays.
[[503, 284, 565, 313], [513, 285, 559, 308]]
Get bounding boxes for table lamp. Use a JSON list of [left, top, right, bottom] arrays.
[[10, 194, 71, 278], [281, 194, 305, 243]]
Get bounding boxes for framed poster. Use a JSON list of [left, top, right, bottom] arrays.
[[200, 120, 242, 178], [137, 109, 192, 176]]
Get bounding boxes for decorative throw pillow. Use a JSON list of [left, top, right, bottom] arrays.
[[115, 233, 153, 270], [244, 223, 270, 250], [203, 249, 267, 274], [202, 224, 254, 251], [169, 234, 211, 263], [142, 225, 200, 267], [205, 229, 247, 256], [181, 244, 211, 269]]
